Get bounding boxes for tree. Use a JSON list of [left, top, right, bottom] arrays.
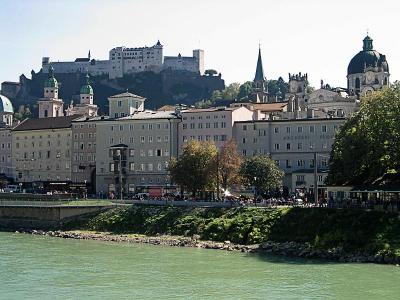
[[327, 84, 400, 186], [267, 77, 289, 101], [205, 69, 218, 76], [240, 155, 284, 196], [168, 140, 218, 195], [219, 140, 243, 191], [237, 81, 253, 99], [220, 83, 240, 100]]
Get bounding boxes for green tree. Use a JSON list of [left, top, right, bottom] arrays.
[[240, 155, 284, 196], [327, 84, 400, 186], [237, 81, 253, 99], [168, 140, 218, 195], [219, 139, 243, 191], [267, 77, 289, 101], [221, 82, 240, 100]]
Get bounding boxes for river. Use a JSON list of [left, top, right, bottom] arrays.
[[0, 232, 399, 299]]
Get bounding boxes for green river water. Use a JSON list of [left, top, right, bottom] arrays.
[[0, 232, 399, 299]]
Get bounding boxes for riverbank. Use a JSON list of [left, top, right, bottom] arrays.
[[4, 205, 400, 264]]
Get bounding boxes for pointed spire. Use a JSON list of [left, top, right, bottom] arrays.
[[48, 64, 54, 78], [254, 46, 265, 82], [88, 50, 91, 59]]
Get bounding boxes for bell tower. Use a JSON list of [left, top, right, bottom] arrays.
[[250, 46, 269, 103], [38, 65, 64, 118]]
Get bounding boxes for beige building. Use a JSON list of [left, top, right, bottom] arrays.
[[179, 106, 254, 150], [66, 73, 98, 117], [233, 116, 345, 196], [11, 116, 78, 190], [95, 111, 180, 196]]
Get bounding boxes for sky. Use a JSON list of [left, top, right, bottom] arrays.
[[0, 0, 399, 89]]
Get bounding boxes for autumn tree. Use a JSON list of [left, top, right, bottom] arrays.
[[168, 140, 218, 195], [219, 139, 243, 191], [240, 155, 284, 196]]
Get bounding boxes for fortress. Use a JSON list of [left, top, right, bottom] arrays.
[[41, 41, 204, 79]]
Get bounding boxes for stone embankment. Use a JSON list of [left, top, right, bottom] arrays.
[[20, 230, 400, 265]]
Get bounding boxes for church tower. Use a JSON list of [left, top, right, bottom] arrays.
[[38, 65, 64, 118], [66, 72, 98, 117], [250, 47, 268, 103]]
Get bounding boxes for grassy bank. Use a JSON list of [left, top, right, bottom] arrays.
[[69, 205, 400, 258]]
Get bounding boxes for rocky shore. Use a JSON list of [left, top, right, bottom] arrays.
[[16, 229, 400, 265]]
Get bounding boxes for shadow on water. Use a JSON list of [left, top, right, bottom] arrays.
[[248, 251, 343, 266]]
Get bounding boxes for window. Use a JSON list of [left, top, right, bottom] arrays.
[[214, 122, 218, 128], [198, 123, 203, 129], [110, 163, 115, 172], [129, 124, 134, 131], [309, 159, 315, 168], [309, 142, 315, 149], [286, 143, 291, 150], [164, 136, 169, 142], [190, 123, 195, 129], [297, 160, 305, 167], [206, 123, 210, 128], [129, 149, 135, 156], [286, 160, 291, 168], [321, 158, 328, 167], [148, 149, 153, 156], [119, 125, 124, 131], [157, 136, 162, 143], [221, 122, 226, 128], [318, 175, 323, 182], [243, 125, 247, 131], [242, 138, 246, 144], [164, 150, 170, 156], [148, 124, 153, 130], [286, 126, 291, 133], [274, 127, 279, 133], [148, 163, 153, 171], [309, 125, 315, 133], [323, 142, 328, 149], [129, 137, 134, 143], [118, 100, 122, 107], [157, 163, 162, 171], [274, 144, 280, 150], [297, 126, 303, 133], [156, 149, 162, 156], [148, 136, 153, 143], [183, 124, 187, 129], [298, 143, 302, 150], [129, 162, 135, 171], [296, 175, 305, 182], [111, 125, 115, 131], [140, 136, 145, 143], [140, 150, 145, 157], [322, 125, 327, 133]]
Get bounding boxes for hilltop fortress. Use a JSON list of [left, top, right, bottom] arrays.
[[41, 41, 204, 79]]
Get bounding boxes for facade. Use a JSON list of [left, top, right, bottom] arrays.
[[95, 111, 181, 196], [179, 106, 254, 150], [233, 117, 345, 195], [108, 92, 146, 118], [37, 66, 64, 118], [347, 35, 390, 98], [0, 127, 12, 178], [70, 116, 99, 193], [66, 73, 98, 117], [42, 41, 204, 79], [11, 116, 78, 188]]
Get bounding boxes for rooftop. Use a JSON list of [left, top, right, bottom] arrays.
[[13, 115, 81, 131], [108, 92, 146, 100], [181, 107, 240, 113], [118, 110, 179, 120], [250, 102, 288, 112]]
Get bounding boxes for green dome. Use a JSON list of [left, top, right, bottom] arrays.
[[80, 73, 93, 94], [0, 94, 14, 113], [45, 65, 58, 88]]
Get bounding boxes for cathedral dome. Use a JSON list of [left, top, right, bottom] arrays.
[[347, 36, 389, 75], [80, 73, 93, 94], [0, 94, 14, 113], [44, 65, 58, 88]]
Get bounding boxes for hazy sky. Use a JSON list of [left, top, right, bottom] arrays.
[[1, 0, 399, 88]]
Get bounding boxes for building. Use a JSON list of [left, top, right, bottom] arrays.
[[109, 41, 164, 79], [0, 94, 14, 179], [37, 65, 64, 118], [108, 92, 145, 118], [347, 35, 390, 98], [42, 41, 205, 79], [233, 116, 345, 196], [66, 73, 98, 117], [95, 111, 181, 196], [179, 106, 254, 150], [164, 49, 204, 74], [70, 116, 99, 193], [11, 116, 79, 190], [249, 47, 269, 103]]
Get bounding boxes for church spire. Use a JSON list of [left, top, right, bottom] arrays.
[[254, 46, 265, 82]]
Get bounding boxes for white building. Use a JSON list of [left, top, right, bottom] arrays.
[[164, 50, 204, 74], [108, 92, 146, 118]]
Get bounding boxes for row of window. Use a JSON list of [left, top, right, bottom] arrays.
[[182, 122, 227, 130], [15, 150, 70, 160], [17, 162, 70, 171], [1, 143, 11, 149], [73, 133, 96, 139], [182, 115, 226, 120], [16, 140, 69, 149], [117, 148, 169, 158], [73, 123, 96, 129], [110, 123, 169, 131], [73, 142, 96, 151], [109, 136, 170, 145], [16, 133, 70, 140], [110, 162, 167, 172], [296, 175, 324, 183], [242, 124, 338, 133], [182, 135, 227, 142]]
